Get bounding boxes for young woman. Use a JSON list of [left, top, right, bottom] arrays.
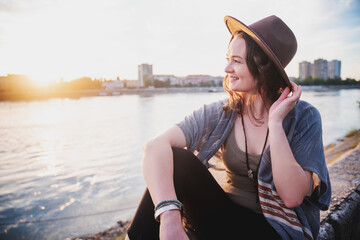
[[126, 15, 331, 240]]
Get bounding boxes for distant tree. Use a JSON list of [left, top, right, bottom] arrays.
[[293, 78, 301, 85], [297, 76, 360, 86], [313, 78, 324, 85], [200, 81, 216, 87], [154, 79, 171, 88], [166, 79, 171, 87], [299, 77, 313, 85], [184, 83, 196, 87], [144, 77, 154, 88], [344, 78, 359, 85], [0, 74, 34, 92], [59, 77, 102, 90]]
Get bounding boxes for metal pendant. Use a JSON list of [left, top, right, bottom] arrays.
[[247, 169, 254, 180]]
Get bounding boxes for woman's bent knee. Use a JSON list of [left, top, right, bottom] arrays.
[[171, 147, 205, 170]]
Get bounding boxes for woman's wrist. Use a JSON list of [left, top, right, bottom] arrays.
[[268, 119, 283, 130], [160, 210, 182, 224], [159, 210, 187, 240]]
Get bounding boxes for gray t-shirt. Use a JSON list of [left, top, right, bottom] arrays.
[[222, 124, 262, 213], [176, 99, 331, 240]]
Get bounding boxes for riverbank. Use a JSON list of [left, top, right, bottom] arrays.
[[74, 129, 360, 240], [1, 85, 360, 101], [0, 87, 223, 101]]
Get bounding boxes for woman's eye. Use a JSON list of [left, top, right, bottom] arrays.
[[225, 58, 241, 64]]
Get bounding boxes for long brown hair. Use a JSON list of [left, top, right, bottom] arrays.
[[223, 31, 287, 124]]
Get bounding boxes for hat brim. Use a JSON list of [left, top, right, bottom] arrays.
[[224, 16, 292, 90]]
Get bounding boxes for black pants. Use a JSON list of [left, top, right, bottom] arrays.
[[127, 147, 280, 240]]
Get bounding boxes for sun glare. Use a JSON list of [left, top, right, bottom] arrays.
[[2, 2, 113, 85], [28, 74, 58, 87]]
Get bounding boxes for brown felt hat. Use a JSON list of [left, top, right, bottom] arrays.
[[224, 15, 297, 90]]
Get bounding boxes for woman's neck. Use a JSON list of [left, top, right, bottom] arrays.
[[243, 94, 269, 125]]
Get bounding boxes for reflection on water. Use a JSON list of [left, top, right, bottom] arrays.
[[302, 89, 360, 145], [0, 88, 359, 240]]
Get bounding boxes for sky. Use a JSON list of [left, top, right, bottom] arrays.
[[0, 0, 359, 85]]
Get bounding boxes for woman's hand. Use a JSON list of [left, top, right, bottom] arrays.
[[159, 210, 189, 240], [269, 82, 302, 125]]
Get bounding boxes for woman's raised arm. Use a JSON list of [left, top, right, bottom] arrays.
[[268, 82, 312, 208]]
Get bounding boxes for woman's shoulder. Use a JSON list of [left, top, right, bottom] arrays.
[[293, 99, 321, 118], [182, 98, 231, 123], [283, 99, 322, 134], [194, 98, 236, 126], [198, 98, 229, 115], [284, 99, 322, 131], [206, 98, 228, 108], [295, 99, 317, 110]]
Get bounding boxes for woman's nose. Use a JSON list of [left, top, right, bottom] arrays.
[[224, 61, 233, 74]]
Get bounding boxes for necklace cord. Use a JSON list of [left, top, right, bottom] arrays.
[[239, 109, 269, 182]]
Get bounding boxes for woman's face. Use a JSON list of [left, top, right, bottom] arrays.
[[225, 36, 256, 93]]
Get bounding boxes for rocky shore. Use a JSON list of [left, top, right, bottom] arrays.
[[321, 130, 360, 220], [74, 130, 360, 240]]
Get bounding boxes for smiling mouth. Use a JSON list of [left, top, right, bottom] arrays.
[[229, 76, 239, 82]]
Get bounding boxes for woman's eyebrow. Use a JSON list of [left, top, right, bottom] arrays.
[[226, 53, 243, 59]]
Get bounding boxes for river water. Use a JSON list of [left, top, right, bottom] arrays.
[[0, 88, 359, 240]]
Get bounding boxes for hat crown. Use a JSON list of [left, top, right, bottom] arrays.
[[248, 15, 297, 68]]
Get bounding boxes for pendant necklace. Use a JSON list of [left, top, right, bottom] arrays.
[[239, 109, 269, 182]]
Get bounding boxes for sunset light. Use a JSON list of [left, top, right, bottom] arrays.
[[2, 1, 124, 84], [0, 0, 359, 82], [1, 1, 360, 240]]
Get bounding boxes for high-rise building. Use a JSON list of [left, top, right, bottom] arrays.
[[313, 59, 328, 80], [299, 59, 342, 80], [299, 61, 313, 80], [327, 60, 341, 79], [138, 63, 153, 87]]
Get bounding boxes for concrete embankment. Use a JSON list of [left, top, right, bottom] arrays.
[[318, 145, 360, 240], [318, 185, 360, 240]]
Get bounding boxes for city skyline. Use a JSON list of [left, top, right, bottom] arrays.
[[299, 58, 341, 80], [0, 0, 359, 85]]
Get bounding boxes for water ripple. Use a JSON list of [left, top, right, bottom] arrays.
[[0, 90, 359, 239]]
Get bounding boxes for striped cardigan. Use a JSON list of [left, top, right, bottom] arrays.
[[176, 99, 331, 240]]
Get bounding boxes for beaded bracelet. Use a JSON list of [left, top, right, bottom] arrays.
[[154, 199, 183, 212]]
